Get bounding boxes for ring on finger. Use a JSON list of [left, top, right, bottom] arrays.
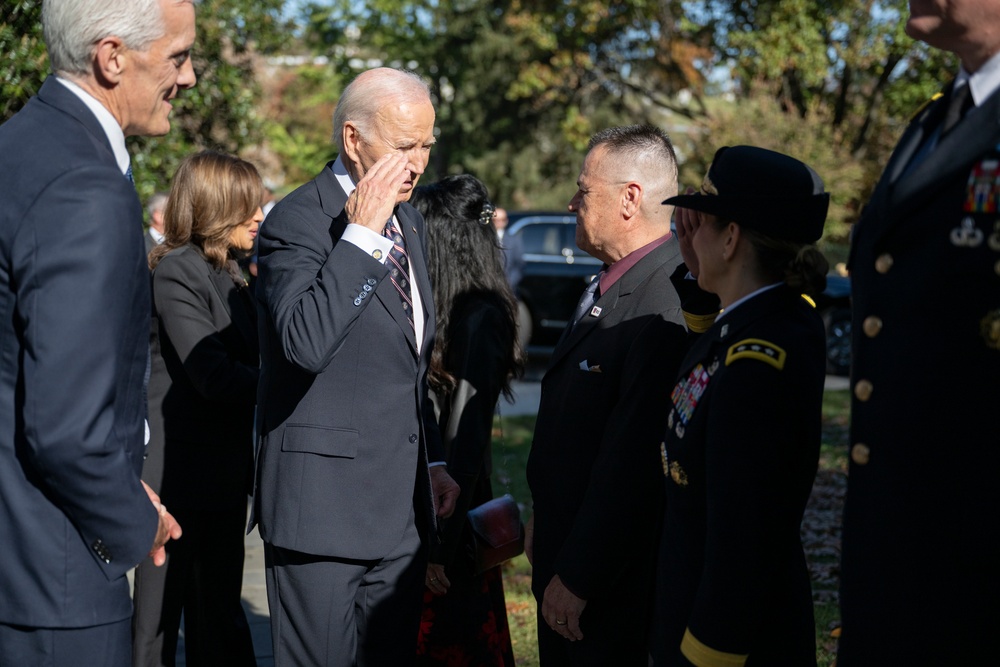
[[555, 619, 567, 626]]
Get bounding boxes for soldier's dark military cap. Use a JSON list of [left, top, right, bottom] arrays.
[[664, 145, 829, 243]]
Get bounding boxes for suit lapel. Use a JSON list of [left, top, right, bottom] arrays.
[[206, 264, 256, 353], [547, 236, 680, 370], [315, 166, 420, 354], [884, 90, 948, 186], [890, 82, 1000, 220], [37, 77, 116, 162]]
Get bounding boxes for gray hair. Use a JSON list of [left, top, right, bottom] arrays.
[[146, 191, 168, 217], [43, 0, 166, 76], [332, 68, 432, 152], [588, 124, 679, 211]]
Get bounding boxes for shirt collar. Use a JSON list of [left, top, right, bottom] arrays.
[[599, 233, 670, 295], [332, 155, 356, 196], [55, 76, 130, 175], [958, 49, 1000, 108], [717, 282, 782, 321]]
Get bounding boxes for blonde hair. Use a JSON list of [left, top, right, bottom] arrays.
[[149, 151, 264, 273]]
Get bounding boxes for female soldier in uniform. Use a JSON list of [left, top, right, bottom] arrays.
[[652, 146, 830, 667]]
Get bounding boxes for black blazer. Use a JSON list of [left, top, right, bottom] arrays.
[[0, 77, 156, 627], [145, 245, 258, 510], [839, 80, 1000, 665], [252, 162, 443, 560], [526, 237, 688, 604], [429, 296, 513, 571], [653, 285, 825, 667]]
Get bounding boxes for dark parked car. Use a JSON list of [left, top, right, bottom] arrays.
[[505, 212, 852, 375], [506, 212, 601, 351]]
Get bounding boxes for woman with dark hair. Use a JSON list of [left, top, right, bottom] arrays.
[[133, 151, 263, 667], [652, 146, 830, 666], [410, 174, 521, 666]]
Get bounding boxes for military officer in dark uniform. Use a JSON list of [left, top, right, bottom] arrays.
[[651, 146, 830, 667], [838, 3, 1000, 665]]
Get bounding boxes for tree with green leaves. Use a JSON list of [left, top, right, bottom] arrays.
[[0, 0, 289, 203]]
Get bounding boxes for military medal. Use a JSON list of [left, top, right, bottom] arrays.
[[670, 363, 712, 436], [965, 159, 1000, 213], [950, 216, 984, 247], [981, 309, 1000, 350]]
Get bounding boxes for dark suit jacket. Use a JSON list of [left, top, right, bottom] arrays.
[[526, 237, 688, 634], [145, 245, 258, 510], [252, 162, 443, 560], [653, 285, 824, 667], [839, 80, 1000, 665], [0, 77, 157, 628], [429, 296, 513, 571]]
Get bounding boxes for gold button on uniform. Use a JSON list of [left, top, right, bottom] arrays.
[[863, 316, 883, 338], [854, 379, 873, 402], [851, 443, 871, 466], [875, 253, 893, 274]]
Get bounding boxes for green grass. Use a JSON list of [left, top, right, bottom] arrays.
[[492, 389, 851, 665]]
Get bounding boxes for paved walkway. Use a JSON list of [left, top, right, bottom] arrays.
[[170, 374, 850, 664]]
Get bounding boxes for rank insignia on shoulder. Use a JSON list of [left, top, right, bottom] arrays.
[[725, 338, 787, 370]]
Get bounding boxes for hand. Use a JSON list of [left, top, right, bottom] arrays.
[[344, 152, 410, 234], [673, 188, 700, 278], [542, 575, 586, 641], [142, 480, 182, 567], [429, 466, 460, 518], [425, 562, 451, 596], [525, 513, 534, 565]]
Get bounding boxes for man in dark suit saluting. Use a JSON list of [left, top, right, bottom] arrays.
[[839, 2, 1000, 665], [0, 0, 195, 664], [526, 125, 699, 666], [253, 67, 460, 666]]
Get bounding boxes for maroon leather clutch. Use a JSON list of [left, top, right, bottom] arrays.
[[466, 493, 525, 574]]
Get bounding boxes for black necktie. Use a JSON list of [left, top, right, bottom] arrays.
[[383, 218, 414, 329], [941, 82, 973, 137]]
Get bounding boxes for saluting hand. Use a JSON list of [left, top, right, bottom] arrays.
[[344, 152, 410, 233], [673, 188, 701, 278]]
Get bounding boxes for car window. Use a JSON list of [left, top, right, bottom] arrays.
[[520, 223, 563, 256]]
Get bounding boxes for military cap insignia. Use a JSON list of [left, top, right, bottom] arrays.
[[981, 309, 1000, 350], [725, 338, 786, 370], [700, 173, 718, 196]]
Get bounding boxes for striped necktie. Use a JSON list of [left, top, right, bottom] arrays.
[[383, 218, 414, 330]]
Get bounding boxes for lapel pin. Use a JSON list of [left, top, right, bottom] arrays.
[[590, 306, 602, 317]]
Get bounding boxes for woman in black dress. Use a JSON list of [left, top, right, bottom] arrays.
[[410, 174, 522, 667], [652, 146, 830, 667], [132, 151, 264, 666]]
